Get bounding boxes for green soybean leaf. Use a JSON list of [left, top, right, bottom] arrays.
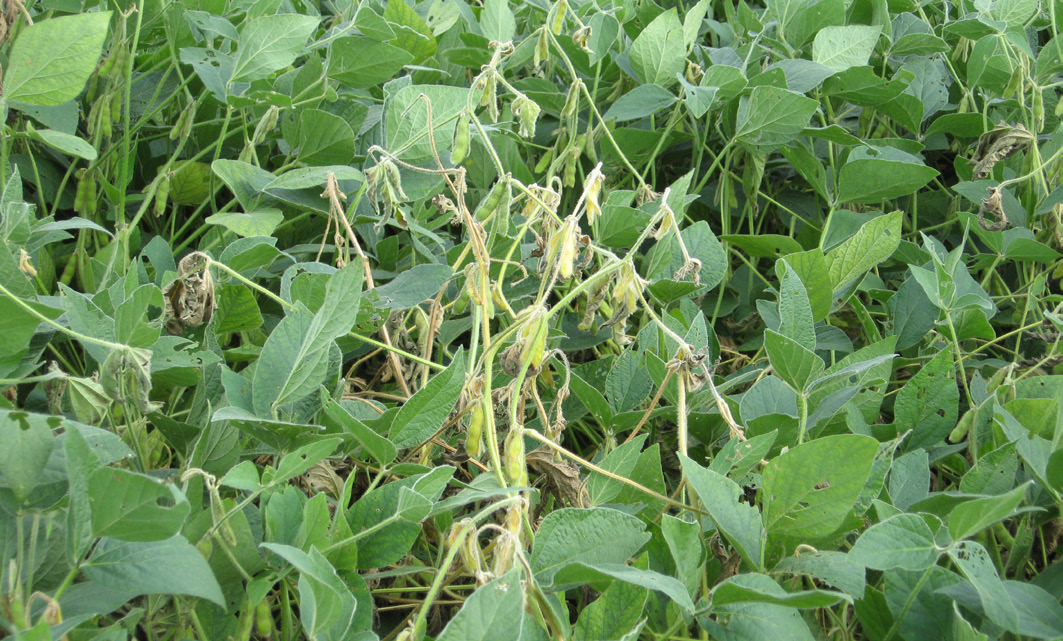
[[948, 541, 1018, 632], [552, 563, 695, 611], [776, 261, 816, 351], [812, 25, 882, 72], [261, 543, 357, 640], [771, 551, 866, 595], [389, 351, 465, 448], [266, 437, 342, 486], [629, 9, 686, 87], [480, 0, 516, 42], [603, 85, 677, 122], [293, 109, 355, 165], [712, 577, 852, 608], [531, 507, 650, 586], [825, 211, 902, 294], [849, 513, 940, 570], [436, 569, 524, 641], [384, 0, 437, 64], [680, 454, 765, 569], [702, 573, 817, 641], [762, 434, 878, 541], [386, 85, 470, 162], [330, 36, 413, 89], [895, 349, 959, 451], [251, 263, 362, 417], [735, 87, 819, 150], [948, 482, 1031, 541], [573, 580, 647, 641], [26, 124, 97, 161], [231, 15, 319, 83], [89, 468, 190, 542], [0, 409, 56, 503], [322, 396, 398, 465], [4, 12, 112, 106], [837, 146, 939, 203], [83, 536, 225, 606], [765, 330, 824, 392]]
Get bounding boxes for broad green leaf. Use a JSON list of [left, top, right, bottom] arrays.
[[948, 482, 1030, 541], [603, 84, 677, 121], [784, 249, 832, 321], [220, 460, 261, 492], [367, 264, 454, 310], [531, 507, 650, 585], [231, 15, 319, 83], [680, 454, 765, 569], [436, 569, 524, 641], [0, 297, 62, 379], [678, 74, 718, 118], [573, 580, 647, 641], [587, 435, 646, 505], [702, 573, 816, 641], [762, 434, 878, 541], [825, 211, 902, 293], [252, 263, 362, 416], [712, 577, 851, 608], [4, 12, 112, 106], [89, 468, 190, 541], [849, 513, 939, 570], [660, 513, 703, 595], [330, 36, 413, 89], [386, 85, 470, 162], [629, 9, 686, 87], [294, 109, 355, 165], [765, 330, 824, 392], [552, 563, 695, 611], [968, 34, 1016, 96], [883, 566, 965, 641], [322, 397, 398, 465], [948, 541, 1018, 631], [205, 211, 284, 239], [735, 86, 819, 150], [770, 0, 845, 47], [65, 426, 102, 562], [384, 0, 437, 64], [776, 261, 816, 351], [0, 409, 56, 502], [888, 448, 929, 511], [480, 0, 515, 42], [83, 536, 225, 606], [389, 352, 465, 448], [890, 275, 937, 350], [812, 25, 882, 72], [587, 13, 621, 64], [265, 438, 341, 486], [1003, 581, 1063, 639], [644, 219, 727, 294], [836, 146, 938, 203], [771, 550, 866, 595], [605, 349, 652, 414], [26, 124, 97, 161], [261, 543, 357, 640], [895, 349, 959, 451]]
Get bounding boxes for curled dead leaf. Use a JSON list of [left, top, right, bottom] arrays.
[[163, 251, 216, 334], [969, 123, 1035, 180]]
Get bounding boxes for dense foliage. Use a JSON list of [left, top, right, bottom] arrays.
[[0, 0, 1062, 639]]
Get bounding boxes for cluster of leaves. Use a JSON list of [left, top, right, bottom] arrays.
[[0, 0, 1062, 639]]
